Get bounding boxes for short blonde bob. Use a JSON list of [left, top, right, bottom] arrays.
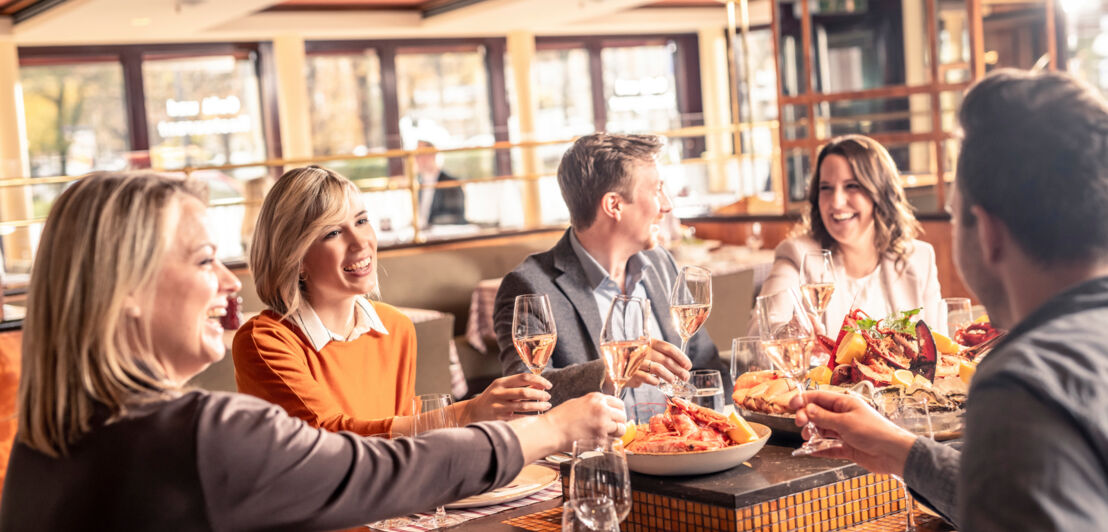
[[250, 165, 361, 318], [19, 172, 206, 457]]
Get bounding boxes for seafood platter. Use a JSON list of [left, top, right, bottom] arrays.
[[624, 396, 771, 476], [733, 308, 1004, 440]]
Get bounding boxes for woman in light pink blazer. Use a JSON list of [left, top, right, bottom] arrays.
[[756, 135, 942, 335]]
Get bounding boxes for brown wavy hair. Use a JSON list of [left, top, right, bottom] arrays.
[[798, 134, 922, 273]]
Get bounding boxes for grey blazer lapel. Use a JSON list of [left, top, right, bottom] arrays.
[[552, 235, 604, 356]]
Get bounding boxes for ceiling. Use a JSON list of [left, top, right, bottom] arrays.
[[5, 0, 770, 46]]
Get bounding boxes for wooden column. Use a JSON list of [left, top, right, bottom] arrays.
[[272, 34, 312, 166], [0, 19, 32, 272], [506, 31, 540, 228], [698, 26, 733, 194]]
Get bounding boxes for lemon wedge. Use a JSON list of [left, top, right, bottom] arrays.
[[835, 331, 868, 365], [931, 331, 964, 355], [892, 369, 915, 388], [974, 313, 990, 324], [727, 411, 760, 443], [620, 422, 638, 447], [807, 365, 832, 386], [958, 360, 977, 384]]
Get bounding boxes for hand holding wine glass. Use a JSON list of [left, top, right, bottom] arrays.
[[513, 294, 558, 375], [755, 288, 841, 456], [662, 265, 712, 398], [599, 296, 651, 399]]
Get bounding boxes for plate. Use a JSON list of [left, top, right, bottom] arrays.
[[445, 464, 558, 509], [625, 422, 771, 476]]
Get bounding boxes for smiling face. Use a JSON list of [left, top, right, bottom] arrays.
[[817, 154, 876, 251], [150, 196, 242, 383], [617, 159, 673, 251], [300, 194, 379, 308]]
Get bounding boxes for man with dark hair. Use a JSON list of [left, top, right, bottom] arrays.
[[793, 69, 1108, 530], [493, 133, 729, 409]]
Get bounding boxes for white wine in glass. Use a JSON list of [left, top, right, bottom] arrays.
[[512, 294, 558, 375], [662, 266, 712, 397], [756, 288, 841, 456], [599, 296, 651, 398], [800, 250, 836, 333]]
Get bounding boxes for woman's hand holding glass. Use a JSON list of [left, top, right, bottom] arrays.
[[460, 373, 552, 423], [756, 288, 841, 456]]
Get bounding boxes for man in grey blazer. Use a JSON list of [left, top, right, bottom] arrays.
[[493, 133, 730, 411]]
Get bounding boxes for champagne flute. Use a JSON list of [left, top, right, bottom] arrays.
[[568, 437, 632, 526], [800, 250, 836, 335], [411, 393, 464, 528], [599, 296, 651, 399], [513, 294, 557, 413], [878, 393, 934, 531], [661, 265, 712, 397], [755, 288, 841, 456]]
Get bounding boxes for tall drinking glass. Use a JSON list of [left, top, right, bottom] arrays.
[[756, 288, 841, 456], [411, 393, 464, 528], [731, 336, 773, 382], [562, 498, 619, 532], [661, 265, 712, 397], [568, 437, 632, 526], [599, 296, 651, 399], [941, 297, 972, 337], [879, 394, 934, 531], [688, 369, 725, 413]]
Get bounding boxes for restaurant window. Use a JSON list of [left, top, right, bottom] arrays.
[[601, 43, 682, 136], [20, 60, 130, 216], [396, 46, 495, 179], [306, 51, 388, 181], [142, 52, 268, 179]]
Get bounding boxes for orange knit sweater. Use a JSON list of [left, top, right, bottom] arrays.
[[232, 303, 417, 436]]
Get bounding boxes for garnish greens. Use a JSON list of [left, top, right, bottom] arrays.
[[846, 308, 921, 338]]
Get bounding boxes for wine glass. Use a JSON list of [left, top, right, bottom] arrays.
[[661, 265, 712, 397], [568, 437, 632, 526], [599, 296, 651, 399], [746, 221, 764, 250], [731, 336, 772, 383], [411, 393, 464, 528], [755, 288, 841, 456], [800, 250, 836, 336], [941, 297, 972, 338], [878, 393, 934, 531], [513, 294, 558, 412], [562, 498, 619, 532]]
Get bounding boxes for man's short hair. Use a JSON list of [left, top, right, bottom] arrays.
[[957, 69, 1108, 264], [556, 133, 662, 229]]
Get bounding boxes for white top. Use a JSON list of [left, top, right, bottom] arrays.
[[290, 295, 390, 352]]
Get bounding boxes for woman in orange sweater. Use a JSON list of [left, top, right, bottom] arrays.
[[233, 166, 549, 436]]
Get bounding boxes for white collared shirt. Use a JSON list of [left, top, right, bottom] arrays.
[[290, 296, 390, 352]]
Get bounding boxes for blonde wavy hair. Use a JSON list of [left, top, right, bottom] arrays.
[[19, 172, 205, 457], [250, 165, 364, 319], [798, 135, 922, 273]]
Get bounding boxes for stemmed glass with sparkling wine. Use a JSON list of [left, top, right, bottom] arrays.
[[800, 250, 836, 332], [513, 294, 558, 412], [599, 296, 651, 399], [660, 265, 712, 397], [756, 288, 841, 456], [878, 393, 934, 532], [411, 393, 464, 528]]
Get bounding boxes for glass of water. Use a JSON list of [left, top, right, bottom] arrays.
[[688, 369, 725, 412]]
